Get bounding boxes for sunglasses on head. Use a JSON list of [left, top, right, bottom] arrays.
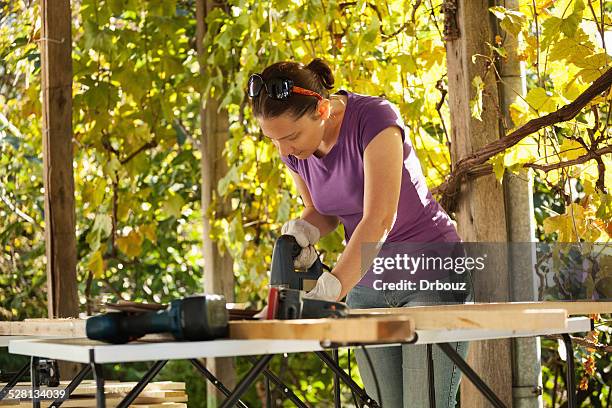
[[247, 74, 323, 101]]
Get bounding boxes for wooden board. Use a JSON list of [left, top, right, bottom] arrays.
[[0, 319, 85, 337], [229, 316, 414, 342], [350, 301, 612, 317], [3, 402, 186, 408], [350, 308, 568, 330]]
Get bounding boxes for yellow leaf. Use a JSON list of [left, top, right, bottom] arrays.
[[139, 224, 157, 244], [88, 250, 105, 279], [543, 203, 586, 242], [559, 139, 587, 161], [116, 230, 144, 258], [525, 87, 557, 113]]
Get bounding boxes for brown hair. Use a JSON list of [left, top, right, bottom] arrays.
[[250, 58, 335, 119]]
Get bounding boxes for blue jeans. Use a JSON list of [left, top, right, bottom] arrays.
[[346, 278, 472, 408]]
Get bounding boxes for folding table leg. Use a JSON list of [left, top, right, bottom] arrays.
[[91, 363, 105, 408], [190, 359, 249, 408], [219, 355, 273, 408], [116, 360, 167, 408], [562, 334, 577, 408], [333, 350, 341, 408], [0, 361, 29, 400], [427, 344, 436, 408], [31, 356, 40, 408], [437, 343, 507, 408], [265, 376, 271, 408], [48, 364, 91, 408], [315, 351, 381, 408], [244, 356, 308, 408]]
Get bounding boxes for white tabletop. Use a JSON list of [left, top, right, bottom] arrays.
[[7, 317, 591, 364]]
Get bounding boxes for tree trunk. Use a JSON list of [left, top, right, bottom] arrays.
[[195, 0, 236, 405], [39, 0, 80, 380], [444, 0, 513, 406]]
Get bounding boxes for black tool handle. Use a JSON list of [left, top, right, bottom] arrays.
[[270, 235, 325, 290]]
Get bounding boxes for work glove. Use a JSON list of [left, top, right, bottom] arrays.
[[281, 219, 320, 270], [254, 305, 268, 319], [303, 271, 342, 302]]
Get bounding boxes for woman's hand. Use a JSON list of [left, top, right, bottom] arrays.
[[281, 219, 320, 269], [303, 271, 343, 301]]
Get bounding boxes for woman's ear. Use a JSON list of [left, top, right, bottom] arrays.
[[316, 99, 331, 120]]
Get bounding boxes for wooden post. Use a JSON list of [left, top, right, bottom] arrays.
[[39, 0, 80, 381], [496, 1, 542, 406], [195, 0, 236, 405], [39, 0, 78, 320], [443, 0, 513, 406]]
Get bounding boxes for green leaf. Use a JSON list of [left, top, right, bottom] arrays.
[[86, 214, 113, 251], [218, 165, 239, 196], [162, 193, 185, 218]]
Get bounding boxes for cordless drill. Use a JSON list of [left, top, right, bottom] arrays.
[[86, 294, 229, 344]]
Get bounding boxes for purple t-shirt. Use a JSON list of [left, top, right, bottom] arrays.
[[281, 90, 461, 286]]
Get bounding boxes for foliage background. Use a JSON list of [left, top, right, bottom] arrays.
[[1, 0, 610, 406]]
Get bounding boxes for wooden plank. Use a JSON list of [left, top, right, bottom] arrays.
[[8, 399, 187, 408], [350, 301, 612, 316], [0, 319, 85, 336], [349, 308, 567, 330], [0, 382, 185, 395], [229, 316, 414, 342]]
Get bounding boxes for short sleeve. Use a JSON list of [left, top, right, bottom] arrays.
[[359, 98, 406, 151], [280, 154, 299, 173]]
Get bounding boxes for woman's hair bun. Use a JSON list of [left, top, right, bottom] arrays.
[[306, 58, 335, 90]]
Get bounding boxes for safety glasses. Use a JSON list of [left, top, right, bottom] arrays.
[[247, 74, 323, 101]]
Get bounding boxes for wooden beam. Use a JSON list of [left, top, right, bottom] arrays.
[[350, 308, 567, 330], [229, 316, 415, 342], [350, 301, 612, 316], [39, 0, 78, 319]]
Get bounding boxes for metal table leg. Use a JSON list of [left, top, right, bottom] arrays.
[[31, 357, 40, 408], [190, 359, 249, 408], [244, 356, 308, 408], [562, 334, 577, 408], [91, 363, 105, 408], [427, 344, 436, 408], [0, 362, 29, 400], [315, 351, 380, 408], [333, 350, 341, 408], [116, 361, 167, 408], [437, 343, 507, 408], [48, 364, 91, 408], [219, 355, 274, 408]]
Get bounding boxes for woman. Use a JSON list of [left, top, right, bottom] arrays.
[[249, 58, 472, 408]]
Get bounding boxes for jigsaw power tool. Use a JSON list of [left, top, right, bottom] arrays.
[[265, 235, 348, 320]]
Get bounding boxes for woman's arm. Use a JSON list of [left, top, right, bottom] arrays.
[[332, 126, 404, 299], [288, 169, 340, 237]]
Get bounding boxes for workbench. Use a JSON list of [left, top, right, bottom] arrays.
[[1, 301, 610, 408]]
